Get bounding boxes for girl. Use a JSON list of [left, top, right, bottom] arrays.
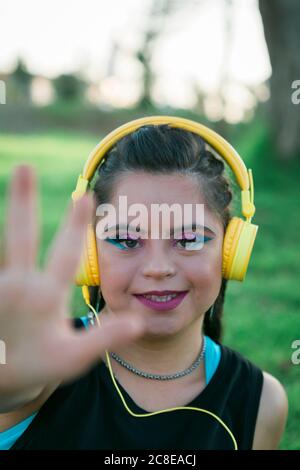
[[0, 118, 288, 450]]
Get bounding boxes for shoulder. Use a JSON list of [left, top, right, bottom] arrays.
[[218, 344, 288, 449], [252, 371, 288, 449]]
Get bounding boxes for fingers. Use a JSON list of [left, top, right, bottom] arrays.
[[4, 165, 39, 270], [45, 193, 94, 288], [60, 314, 146, 380]]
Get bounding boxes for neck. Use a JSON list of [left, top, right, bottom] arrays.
[[100, 310, 204, 376]]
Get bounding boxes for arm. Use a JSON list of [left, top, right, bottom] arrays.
[[0, 317, 77, 416], [0, 385, 46, 415], [0, 317, 87, 432], [0, 382, 61, 433], [0, 316, 85, 427], [0, 166, 145, 433], [252, 371, 288, 450]]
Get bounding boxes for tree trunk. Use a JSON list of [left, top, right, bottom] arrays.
[[259, 0, 300, 161]]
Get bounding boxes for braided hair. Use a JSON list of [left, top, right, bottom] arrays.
[[90, 124, 233, 342]]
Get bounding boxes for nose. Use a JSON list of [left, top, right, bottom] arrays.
[[141, 242, 176, 280]]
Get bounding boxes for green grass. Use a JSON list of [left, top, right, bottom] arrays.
[[0, 130, 99, 314], [0, 122, 299, 449]]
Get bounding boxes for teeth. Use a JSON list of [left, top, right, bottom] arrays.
[[142, 294, 178, 302]]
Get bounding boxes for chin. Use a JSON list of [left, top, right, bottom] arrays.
[[142, 315, 186, 338]]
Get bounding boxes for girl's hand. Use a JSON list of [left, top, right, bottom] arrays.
[[0, 165, 145, 398]]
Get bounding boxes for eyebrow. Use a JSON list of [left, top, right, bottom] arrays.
[[104, 223, 216, 236]]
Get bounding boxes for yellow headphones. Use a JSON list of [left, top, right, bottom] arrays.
[[71, 115, 258, 290], [71, 116, 259, 450]]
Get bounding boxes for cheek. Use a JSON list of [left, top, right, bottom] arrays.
[[184, 248, 223, 297], [97, 245, 135, 299]]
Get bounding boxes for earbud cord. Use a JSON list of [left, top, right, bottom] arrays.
[[82, 287, 238, 450]]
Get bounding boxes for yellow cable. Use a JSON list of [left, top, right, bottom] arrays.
[[82, 289, 238, 450]]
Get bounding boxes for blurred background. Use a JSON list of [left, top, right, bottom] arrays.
[[0, 0, 299, 449]]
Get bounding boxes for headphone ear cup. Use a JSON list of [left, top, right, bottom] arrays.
[[75, 223, 100, 286], [222, 217, 258, 281]]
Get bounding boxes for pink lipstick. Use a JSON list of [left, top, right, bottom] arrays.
[[133, 291, 188, 312]]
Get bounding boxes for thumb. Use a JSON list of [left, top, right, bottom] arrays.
[[57, 313, 145, 381]]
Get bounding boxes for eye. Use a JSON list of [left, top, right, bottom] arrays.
[[105, 235, 141, 251], [174, 232, 213, 251]]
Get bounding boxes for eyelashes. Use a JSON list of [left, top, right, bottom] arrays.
[[175, 233, 213, 251], [105, 236, 139, 251], [104, 233, 141, 251], [104, 232, 213, 251]]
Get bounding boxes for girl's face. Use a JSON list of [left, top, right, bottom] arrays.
[[96, 172, 224, 338]]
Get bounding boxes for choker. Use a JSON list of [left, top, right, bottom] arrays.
[[108, 336, 206, 381]]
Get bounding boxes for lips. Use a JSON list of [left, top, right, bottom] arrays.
[[133, 290, 188, 312]]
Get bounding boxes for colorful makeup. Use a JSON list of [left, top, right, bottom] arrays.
[[104, 230, 213, 251], [173, 231, 213, 251], [104, 232, 140, 250]]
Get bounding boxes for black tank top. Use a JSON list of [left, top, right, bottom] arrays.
[[10, 318, 263, 450]]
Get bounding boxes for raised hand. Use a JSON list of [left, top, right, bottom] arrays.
[[0, 165, 145, 401]]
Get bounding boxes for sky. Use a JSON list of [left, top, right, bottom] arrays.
[[0, 0, 271, 121]]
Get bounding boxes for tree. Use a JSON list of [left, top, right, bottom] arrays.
[[259, 0, 300, 161], [53, 74, 86, 102], [10, 59, 32, 103], [135, 0, 175, 108], [135, 0, 199, 109]]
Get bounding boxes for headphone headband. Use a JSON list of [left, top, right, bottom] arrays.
[[71, 116, 259, 286], [72, 116, 255, 220]]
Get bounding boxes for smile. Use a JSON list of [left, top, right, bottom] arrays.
[[142, 293, 177, 302], [133, 291, 188, 311]]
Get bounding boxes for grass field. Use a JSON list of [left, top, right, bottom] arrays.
[[0, 121, 299, 449]]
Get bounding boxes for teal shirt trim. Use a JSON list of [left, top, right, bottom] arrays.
[[0, 412, 38, 450], [204, 335, 221, 384], [0, 315, 221, 450], [80, 315, 90, 330]]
